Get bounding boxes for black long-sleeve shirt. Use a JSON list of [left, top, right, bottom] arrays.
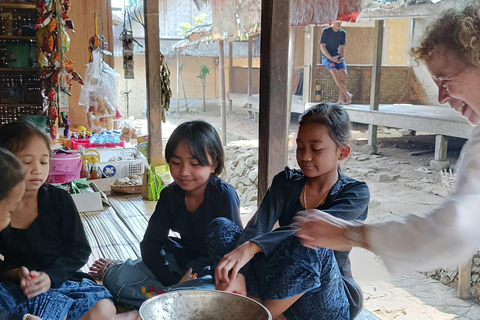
[[0, 310, 23, 320], [238, 167, 370, 278], [0, 184, 91, 288], [141, 175, 241, 286]]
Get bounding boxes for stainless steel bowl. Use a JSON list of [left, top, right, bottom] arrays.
[[139, 290, 272, 320]]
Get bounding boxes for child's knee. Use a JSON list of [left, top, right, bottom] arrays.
[[206, 217, 241, 237]]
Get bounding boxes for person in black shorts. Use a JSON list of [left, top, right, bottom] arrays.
[[320, 21, 352, 104]]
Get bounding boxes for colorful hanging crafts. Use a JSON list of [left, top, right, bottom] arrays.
[[36, 0, 83, 140]]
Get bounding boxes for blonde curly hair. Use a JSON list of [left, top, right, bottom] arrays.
[[411, 4, 480, 67]]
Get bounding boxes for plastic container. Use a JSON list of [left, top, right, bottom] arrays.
[[99, 158, 147, 178], [70, 137, 125, 150], [48, 152, 82, 184]]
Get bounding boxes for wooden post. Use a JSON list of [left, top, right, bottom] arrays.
[[248, 36, 253, 97], [365, 20, 384, 154], [311, 27, 319, 101], [434, 134, 448, 161], [459, 259, 472, 299], [303, 26, 315, 105], [287, 26, 296, 115], [144, 0, 163, 163], [258, 0, 290, 203], [176, 50, 180, 114], [229, 41, 233, 112], [54, 0, 63, 132], [219, 40, 227, 145]]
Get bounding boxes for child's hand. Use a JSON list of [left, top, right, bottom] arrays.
[[17, 266, 31, 283], [215, 241, 261, 286], [179, 267, 197, 283], [20, 270, 51, 299], [216, 273, 247, 296]]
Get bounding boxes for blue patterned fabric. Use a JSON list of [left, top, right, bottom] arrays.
[[0, 279, 112, 320], [103, 258, 215, 308], [207, 218, 350, 320]]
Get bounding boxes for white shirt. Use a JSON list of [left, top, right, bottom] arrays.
[[367, 123, 480, 274]]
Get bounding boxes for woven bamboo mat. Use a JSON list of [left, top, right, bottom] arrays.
[[79, 194, 157, 272]]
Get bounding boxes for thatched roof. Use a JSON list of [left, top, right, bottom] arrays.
[[192, 0, 210, 10], [184, 24, 213, 42], [358, 0, 470, 20], [290, 0, 362, 26], [209, 0, 363, 37]]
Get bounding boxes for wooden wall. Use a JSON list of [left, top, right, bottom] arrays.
[[67, 0, 114, 127]]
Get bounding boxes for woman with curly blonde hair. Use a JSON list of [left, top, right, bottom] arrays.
[[295, 3, 480, 275]]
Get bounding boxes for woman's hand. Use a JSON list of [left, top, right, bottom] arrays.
[[294, 209, 353, 251], [20, 270, 51, 299], [215, 241, 261, 286]]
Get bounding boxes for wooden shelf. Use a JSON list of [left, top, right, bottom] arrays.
[[0, 67, 39, 72], [0, 35, 36, 40], [0, 3, 36, 9], [0, 103, 41, 107]]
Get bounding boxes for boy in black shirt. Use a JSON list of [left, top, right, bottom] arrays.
[[320, 21, 352, 104]]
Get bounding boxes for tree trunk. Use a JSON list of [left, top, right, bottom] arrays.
[[179, 70, 189, 112], [202, 79, 206, 112]]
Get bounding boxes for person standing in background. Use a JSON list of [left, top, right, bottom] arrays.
[[320, 21, 353, 105]]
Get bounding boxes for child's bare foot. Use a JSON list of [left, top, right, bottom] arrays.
[[89, 258, 121, 281], [345, 92, 353, 105]]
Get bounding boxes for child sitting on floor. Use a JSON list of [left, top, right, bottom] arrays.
[[210, 103, 369, 319], [89, 120, 242, 308], [0, 121, 138, 320]]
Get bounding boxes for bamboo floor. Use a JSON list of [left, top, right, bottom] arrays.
[[78, 194, 381, 319], [79, 193, 157, 271]]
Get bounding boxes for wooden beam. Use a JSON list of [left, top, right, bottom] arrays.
[[434, 134, 448, 161], [258, 0, 290, 203], [303, 26, 315, 105], [176, 50, 180, 113], [229, 41, 233, 112], [219, 40, 227, 145], [287, 26, 296, 115], [366, 20, 384, 153], [248, 36, 253, 97], [311, 26, 319, 101], [144, 0, 163, 163]]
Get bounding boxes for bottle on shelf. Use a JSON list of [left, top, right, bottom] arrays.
[[89, 158, 102, 180], [80, 159, 90, 179], [113, 130, 121, 143]]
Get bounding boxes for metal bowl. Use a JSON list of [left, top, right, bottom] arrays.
[[139, 290, 272, 320]]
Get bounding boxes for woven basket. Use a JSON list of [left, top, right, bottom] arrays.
[[111, 184, 143, 194]]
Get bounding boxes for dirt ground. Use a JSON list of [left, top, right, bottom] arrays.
[[139, 100, 480, 319]]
